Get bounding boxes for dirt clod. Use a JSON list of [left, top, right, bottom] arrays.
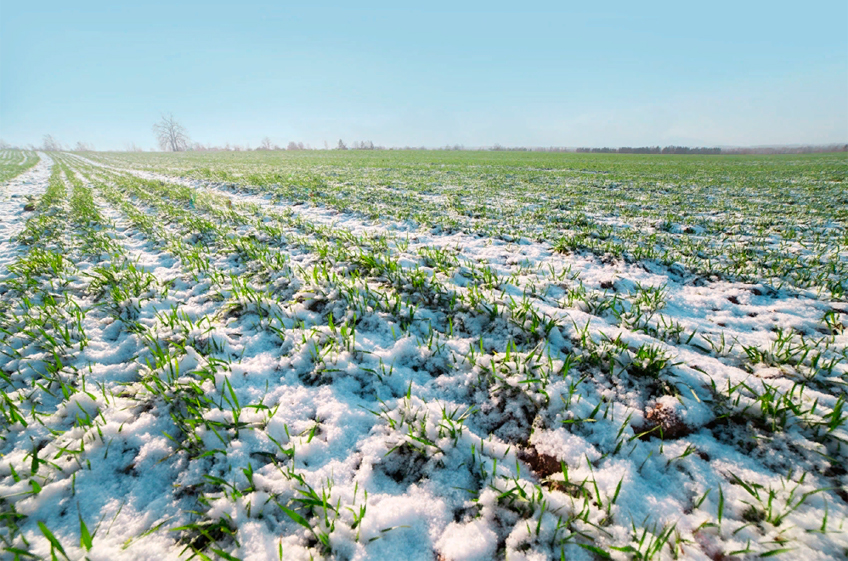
[[518, 446, 562, 478], [641, 403, 691, 440]]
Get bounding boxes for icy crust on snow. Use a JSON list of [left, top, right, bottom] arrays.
[[0, 154, 845, 560]]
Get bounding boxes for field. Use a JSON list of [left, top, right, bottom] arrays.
[[0, 149, 846, 560]]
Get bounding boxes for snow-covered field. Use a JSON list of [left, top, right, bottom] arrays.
[[0, 150, 846, 560]]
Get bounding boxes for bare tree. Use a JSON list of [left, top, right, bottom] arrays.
[[260, 137, 273, 150], [337, 139, 347, 150], [153, 114, 189, 152], [42, 134, 62, 151], [74, 141, 94, 152]]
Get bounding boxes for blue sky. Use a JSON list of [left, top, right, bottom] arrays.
[[1, 1, 846, 150]]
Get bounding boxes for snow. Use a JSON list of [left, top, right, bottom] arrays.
[[437, 519, 499, 561], [0, 152, 52, 273], [0, 152, 845, 560]]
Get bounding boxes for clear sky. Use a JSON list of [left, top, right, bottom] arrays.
[[1, 1, 846, 150]]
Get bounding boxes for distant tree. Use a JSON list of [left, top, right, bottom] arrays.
[[337, 139, 347, 150], [0, 140, 9, 149], [42, 134, 62, 151], [260, 137, 273, 150], [153, 114, 189, 152], [74, 141, 94, 151], [286, 141, 299, 151]]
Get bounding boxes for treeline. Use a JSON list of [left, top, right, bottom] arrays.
[[176, 143, 848, 154], [576, 146, 722, 154], [335, 140, 385, 150], [0, 136, 95, 152], [722, 144, 848, 155], [4, 136, 846, 155]]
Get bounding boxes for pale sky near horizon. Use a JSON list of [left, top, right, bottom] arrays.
[[1, 1, 846, 150]]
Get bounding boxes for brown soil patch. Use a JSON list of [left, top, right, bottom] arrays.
[[641, 403, 692, 440]]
